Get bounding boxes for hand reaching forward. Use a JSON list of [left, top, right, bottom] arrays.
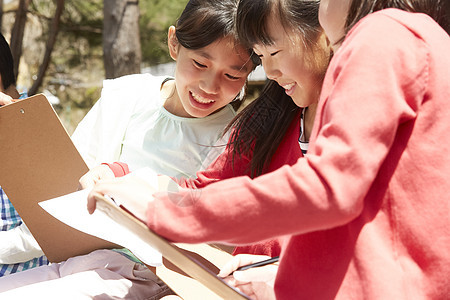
[[218, 254, 278, 300], [78, 164, 115, 190], [87, 175, 156, 222]]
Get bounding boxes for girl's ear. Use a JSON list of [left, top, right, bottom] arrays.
[[168, 26, 179, 60]]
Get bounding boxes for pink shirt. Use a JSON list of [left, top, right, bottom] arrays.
[[147, 9, 450, 299]]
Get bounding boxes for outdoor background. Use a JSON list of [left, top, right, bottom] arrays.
[[1, 0, 267, 134]]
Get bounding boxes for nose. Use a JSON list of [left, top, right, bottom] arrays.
[[262, 58, 281, 80], [199, 72, 220, 94]]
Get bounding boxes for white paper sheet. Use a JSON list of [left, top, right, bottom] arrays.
[[39, 188, 162, 266]]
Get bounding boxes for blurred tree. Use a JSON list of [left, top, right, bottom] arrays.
[[140, 0, 187, 65], [0, 0, 3, 31], [103, 0, 141, 79], [10, 0, 30, 80], [28, 0, 64, 95]]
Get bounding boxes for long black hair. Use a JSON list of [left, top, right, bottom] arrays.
[[0, 33, 16, 90], [227, 0, 327, 178]]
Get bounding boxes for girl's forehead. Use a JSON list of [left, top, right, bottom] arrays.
[[266, 12, 302, 44]]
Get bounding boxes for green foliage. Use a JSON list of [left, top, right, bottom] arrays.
[[139, 0, 188, 65], [29, 0, 103, 70], [27, 0, 188, 74]]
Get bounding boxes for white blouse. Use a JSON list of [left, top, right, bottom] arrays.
[[71, 73, 236, 178]]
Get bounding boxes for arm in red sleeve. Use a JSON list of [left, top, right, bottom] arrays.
[[174, 146, 251, 189], [145, 14, 432, 245]]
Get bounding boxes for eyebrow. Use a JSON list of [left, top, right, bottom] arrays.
[[197, 50, 251, 74]]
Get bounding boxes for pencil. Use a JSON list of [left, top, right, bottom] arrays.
[[235, 256, 280, 272]]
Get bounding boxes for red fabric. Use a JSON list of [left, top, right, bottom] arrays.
[[176, 110, 302, 257], [102, 162, 130, 177], [105, 112, 302, 257], [147, 10, 450, 299]]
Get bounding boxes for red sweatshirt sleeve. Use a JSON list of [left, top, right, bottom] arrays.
[[102, 162, 130, 177], [174, 146, 251, 189], [146, 13, 435, 245]]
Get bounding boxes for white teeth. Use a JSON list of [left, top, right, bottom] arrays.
[[191, 92, 215, 104], [282, 83, 295, 90]]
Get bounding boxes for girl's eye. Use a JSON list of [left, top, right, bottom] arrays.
[[225, 74, 240, 80], [193, 60, 207, 68], [270, 50, 280, 56]]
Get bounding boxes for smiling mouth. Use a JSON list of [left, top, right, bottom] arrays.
[[191, 92, 215, 104], [281, 82, 295, 91]]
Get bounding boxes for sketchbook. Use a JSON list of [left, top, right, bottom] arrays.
[[94, 193, 250, 299], [0, 94, 118, 263], [40, 190, 250, 299], [0, 95, 249, 299]]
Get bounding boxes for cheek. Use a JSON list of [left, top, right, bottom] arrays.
[[318, 10, 333, 41], [281, 56, 306, 79], [175, 62, 199, 86], [222, 80, 246, 101], [319, 1, 349, 45]]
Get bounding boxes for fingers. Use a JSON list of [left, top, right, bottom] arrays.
[[233, 263, 278, 283], [87, 189, 99, 214], [79, 165, 115, 190], [0, 93, 13, 106], [86, 179, 117, 214], [218, 254, 271, 277]]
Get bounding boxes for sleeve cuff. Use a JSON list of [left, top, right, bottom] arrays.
[[102, 162, 130, 177]]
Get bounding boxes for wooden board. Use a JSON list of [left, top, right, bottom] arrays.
[[95, 194, 250, 300]]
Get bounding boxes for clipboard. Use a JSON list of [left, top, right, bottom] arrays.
[[0, 94, 118, 263], [0, 94, 250, 299], [94, 193, 250, 300]]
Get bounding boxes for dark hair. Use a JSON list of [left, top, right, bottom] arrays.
[[226, 80, 299, 177], [236, 0, 322, 53], [175, 0, 240, 49], [346, 0, 450, 35], [174, 0, 253, 110], [0, 33, 16, 90], [230, 0, 325, 178]]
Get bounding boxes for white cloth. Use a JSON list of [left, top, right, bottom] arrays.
[[0, 223, 43, 264], [71, 73, 236, 178], [0, 249, 172, 299], [12, 73, 235, 298]]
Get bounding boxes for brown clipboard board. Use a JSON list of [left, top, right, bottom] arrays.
[[94, 193, 251, 300], [0, 94, 118, 263]]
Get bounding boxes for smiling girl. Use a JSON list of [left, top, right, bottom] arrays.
[[71, 0, 254, 179], [84, 0, 449, 298], [0, 0, 254, 299]]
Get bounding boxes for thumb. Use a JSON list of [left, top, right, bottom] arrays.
[[233, 264, 278, 283]]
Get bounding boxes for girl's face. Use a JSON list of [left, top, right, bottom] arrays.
[[253, 15, 327, 108], [319, 0, 351, 49], [167, 26, 253, 118]]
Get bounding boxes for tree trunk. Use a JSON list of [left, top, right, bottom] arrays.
[[0, 0, 4, 32], [103, 0, 141, 79], [10, 0, 31, 81], [28, 0, 65, 96]]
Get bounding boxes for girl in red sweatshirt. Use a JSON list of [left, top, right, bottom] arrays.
[[88, 0, 450, 299]]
